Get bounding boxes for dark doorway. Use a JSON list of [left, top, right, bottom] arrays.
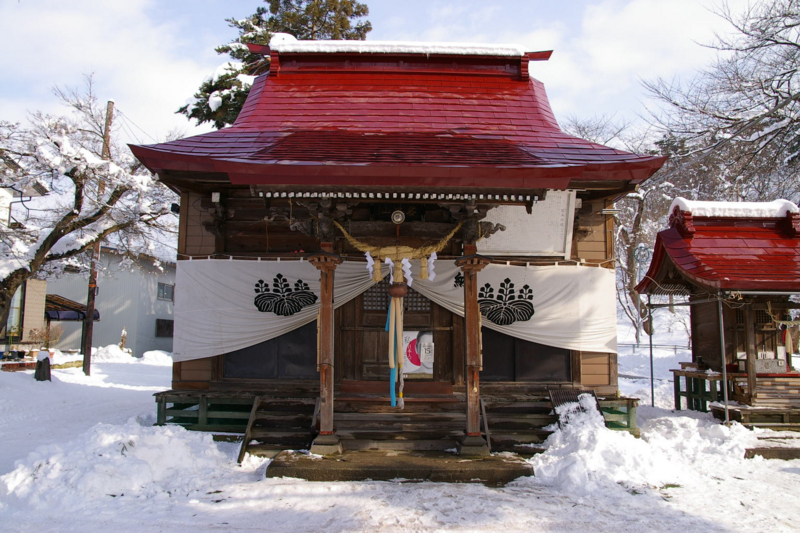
[[481, 327, 571, 382], [223, 321, 318, 379]]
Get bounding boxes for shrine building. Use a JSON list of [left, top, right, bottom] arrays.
[[131, 37, 665, 457]]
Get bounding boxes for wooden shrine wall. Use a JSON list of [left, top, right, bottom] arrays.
[[179, 192, 614, 265], [573, 199, 613, 264], [171, 191, 618, 393], [178, 192, 215, 256], [690, 299, 736, 371], [579, 351, 617, 396]]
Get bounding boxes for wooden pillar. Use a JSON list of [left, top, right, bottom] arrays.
[[455, 251, 491, 456], [308, 248, 343, 454], [744, 305, 758, 403]]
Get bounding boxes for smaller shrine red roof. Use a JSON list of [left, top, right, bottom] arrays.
[[636, 205, 800, 293]]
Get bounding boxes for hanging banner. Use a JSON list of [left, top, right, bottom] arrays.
[[410, 262, 617, 354], [172, 259, 376, 362]]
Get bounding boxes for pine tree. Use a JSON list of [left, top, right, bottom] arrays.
[[178, 0, 371, 129]]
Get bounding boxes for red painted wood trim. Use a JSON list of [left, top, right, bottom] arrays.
[[246, 43, 270, 55], [526, 51, 553, 61]]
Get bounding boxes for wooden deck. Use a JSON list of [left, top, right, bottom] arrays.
[[154, 387, 639, 456], [711, 404, 800, 431], [673, 368, 800, 413]]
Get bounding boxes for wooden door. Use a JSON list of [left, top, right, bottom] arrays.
[[336, 280, 456, 383]]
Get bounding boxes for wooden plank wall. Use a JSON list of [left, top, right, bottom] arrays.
[[573, 199, 612, 265], [172, 356, 215, 390], [690, 299, 736, 371], [580, 351, 617, 395], [181, 191, 215, 256]]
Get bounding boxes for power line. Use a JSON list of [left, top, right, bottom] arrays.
[[115, 108, 157, 143]]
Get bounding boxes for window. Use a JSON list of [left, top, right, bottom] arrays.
[[157, 283, 174, 301], [363, 279, 430, 312], [155, 319, 174, 338]]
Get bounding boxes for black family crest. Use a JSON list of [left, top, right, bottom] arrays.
[[478, 278, 534, 325], [254, 274, 317, 316]]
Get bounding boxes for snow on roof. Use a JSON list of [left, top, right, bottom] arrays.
[[269, 33, 528, 57], [670, 197, 800, 218]]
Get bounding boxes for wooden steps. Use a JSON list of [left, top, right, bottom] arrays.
[[334, 397, 467, 452], [238, 396, 318, 462], [157, 389, 638, 458], [752, 378, 800, 407], [482, 397, 556, 451], [711, 404, 800, 431]]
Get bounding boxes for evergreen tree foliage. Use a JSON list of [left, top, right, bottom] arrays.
[[178, 0, 371, 129]]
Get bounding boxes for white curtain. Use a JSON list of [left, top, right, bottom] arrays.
[[173, 259, 617, 363], [411, 263, 617, 354], [173, 259, 375, 362]]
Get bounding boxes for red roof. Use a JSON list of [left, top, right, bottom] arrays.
[[131, 48, 665, 191], [636, 206, 800, 293]]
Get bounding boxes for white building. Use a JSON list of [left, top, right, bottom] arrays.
[[47, 250, 176, 357]]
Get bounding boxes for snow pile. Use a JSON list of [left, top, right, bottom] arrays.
[[638, 408, 756, 464], [670, 197, 799, 218], [269, 32, 296, 44], [529, 396, 677, 494], [91, 344, 135, 362], [529, 394, 763, 499], [270, 38, 528, 57], [0, 418, 232, 510], [140, 350, 173, 366]]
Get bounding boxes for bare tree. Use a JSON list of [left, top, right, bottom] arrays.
[[0, 79, 176, 329], [563, 115, 670, 342], [644, 0, 800, 203]]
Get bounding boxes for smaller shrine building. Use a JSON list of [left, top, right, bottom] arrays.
[[637, 198, 800, 427]]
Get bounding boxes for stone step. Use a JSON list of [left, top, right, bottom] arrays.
[[336, 429, 466, 441], [246, 444, 299, 458], [342, 439, 460, 452], [265, 450, 534, 485]]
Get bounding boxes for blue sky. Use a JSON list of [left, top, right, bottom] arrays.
[[0, 0, 747, 145]]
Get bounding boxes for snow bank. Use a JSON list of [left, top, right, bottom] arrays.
[[638, 407, 755, 463], [0, 418, 233, 510], [269, 38, 528, 57], [88, 345, 173, 365], [670, 197, 799, 218], [140, 350, 173, 366], [91, 344, 135, 362]]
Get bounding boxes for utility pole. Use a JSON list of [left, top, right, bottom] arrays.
[[633, 243, 652, 347], [82, 100, 114, 376]]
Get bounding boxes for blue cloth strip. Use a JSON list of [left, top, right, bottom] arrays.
[[386, 302, 396, 407]]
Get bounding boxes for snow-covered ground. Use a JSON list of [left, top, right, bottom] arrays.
[[2, 318, 800, 532]]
